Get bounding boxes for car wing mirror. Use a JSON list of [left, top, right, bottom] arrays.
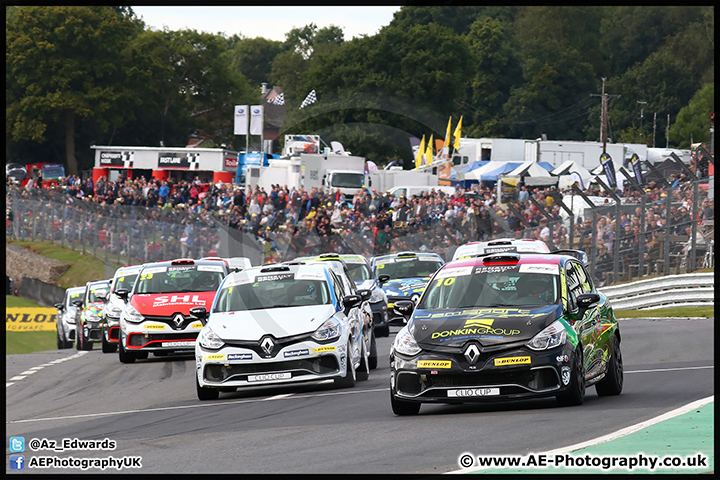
[[576, 293, 600, 317], [357, 289, 372, 301], [393, 300, 415, 319], [72, 299, 83, 307], [189, 307, 208, 326], [54, 303, 64, 310], [377, 274, 390, 285], [342, 294, 362, 313], [115, 289, 129, 301]]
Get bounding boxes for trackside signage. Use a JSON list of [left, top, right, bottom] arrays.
[[6, 308, 57, 331]]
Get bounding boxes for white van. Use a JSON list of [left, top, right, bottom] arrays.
[[388, 185, 456, 198]]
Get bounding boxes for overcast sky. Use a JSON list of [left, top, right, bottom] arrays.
[[132, 6, 401, 42]]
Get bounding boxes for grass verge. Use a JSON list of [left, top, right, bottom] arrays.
[[615, 306, 714, 318], [6, 331, 58, 355], [7, 239, 119, 289]]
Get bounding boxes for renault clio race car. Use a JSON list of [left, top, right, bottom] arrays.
[[74, 279, 112, 351], [101, 264, 144, 353], [371, 251, 444, 325], [194, 262, 371, 400], [389, 252, 623, 415], [117, 258, 229, 363], [295, 253, 391, 337], [54, 286, 86, 349]]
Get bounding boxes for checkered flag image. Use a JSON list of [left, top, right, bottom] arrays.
[[299, 89, 317, 109], [268, 93, 284, 105], [122, 151, 134, 168], [188, 152, 200, 170]]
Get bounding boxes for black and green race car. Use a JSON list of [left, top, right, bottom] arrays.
[[389, 252, 623, 415]]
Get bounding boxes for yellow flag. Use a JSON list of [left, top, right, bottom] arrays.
[[443, 117, 452, 158], [426, 134, 434, 165], [453, 116, 463, 151], [415, 135, 425, 168]]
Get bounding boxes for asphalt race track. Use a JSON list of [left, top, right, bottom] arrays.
[[6, 318, 714, 474]]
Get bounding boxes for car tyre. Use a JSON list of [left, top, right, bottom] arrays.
[[101, 335, 117, 353], [375, 325, 390, 338], [369, 330, 378, 370], [357, 341, 370, 381], [596, 335, 623, 396], [57, 328, 70, 349], [557, 347, 585, 406], [391, 390, 421, 416], [196, 375, 219, 401], [334, 343, 356, 388], [118, 342, 136, 364], [135, 351, 149, 360]]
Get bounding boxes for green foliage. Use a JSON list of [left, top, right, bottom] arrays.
[[670, 83, 714, 149], [6, 331, 58, 355], [4, 6, 715, 170]]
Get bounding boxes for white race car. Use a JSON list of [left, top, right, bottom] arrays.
[[101, 264, 144, 353], [54, 286, 86, 349], [194, 262, 371, 400]]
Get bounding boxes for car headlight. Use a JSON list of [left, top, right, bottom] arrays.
[[84, 312, 101, 322], [198, 327, 225, 350], [369, 288, 387, 304], [393, 326, 422, 356], [526, 320, 567, 351], [104, 302, 123, 318], [121, 304, 145, 324], [311, 317, 342, 342]]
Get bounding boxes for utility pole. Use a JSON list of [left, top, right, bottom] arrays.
[[591, 78, 620, 153], [666, 114, 670, 148], [637, 100, 647, 142], [653, 112, 657, 148]]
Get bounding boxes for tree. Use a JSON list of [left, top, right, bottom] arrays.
[[670, 83, 714, 149], [6, 6, 141, 174], [228, 36, 285, 88]]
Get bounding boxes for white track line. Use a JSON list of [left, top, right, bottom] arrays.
[[7, 351, 89, 387], [8, 387, 390, 424], [453, 394, 715, 473]]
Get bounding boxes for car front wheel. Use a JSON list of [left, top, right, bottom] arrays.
[[369, 330, 378, 370], [596, 335, 623, 396], [556, 347, 585, 406], [196, 375, 219, 401], [118, 342, 136, 364], [391, 390, 421, 416], [334, 343, 356, 388]]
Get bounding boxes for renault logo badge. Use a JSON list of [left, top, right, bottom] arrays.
[[172, 313, 184, 328], [261, 337, 275, 355], [464, 344, 480, 365]]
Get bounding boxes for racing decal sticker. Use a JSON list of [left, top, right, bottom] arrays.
[[519, 264, 559, 275], [197, 265, 225, 272], [284, 349, 310, 358], [256, 273, 294, 282], [296, 271, 325, 280], [190, 322, 203, 329], [312, 346, 336, 353], [417, 360, 451, 369], [462, 318, 494, 328], [484, 246, 517, 253], [144, 324, 166, 330], [472, 265, 518, 274], [152, 294, 206, 307], [560, 271, 568, 309], [416, 308, 545, 320], [142, 266, 167, 275], [435, 266, 474, 279], [431, 324, 521, 340], [203, 354, 226, 361], [556, 354, 569, 363], [167, 265, 197, 272], [227, 353, 252, 361], [494, 356, 531, 366]]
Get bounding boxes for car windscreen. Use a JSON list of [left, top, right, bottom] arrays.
[[418, 265, 560, 309], [375, 258, 443, 279], [135, 266, 224, 294], [346, 263, 371, 283], [214, 278, 331, 312], [86, 285, 109, 303], [113, 274, 138, 292], [66, 291, 84, 308]]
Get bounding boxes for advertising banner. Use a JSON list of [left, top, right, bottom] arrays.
[[99, 151, 134, 168], [630, 153, 644, 185], [234, 105, 248, 135], [6, 308, 57, 331], [157, 152, 201, 170], [600, 152, 617, 189], [250, 105, 264, 136]]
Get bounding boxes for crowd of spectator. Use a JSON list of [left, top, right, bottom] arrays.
[[9, 162, 714, 284]]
